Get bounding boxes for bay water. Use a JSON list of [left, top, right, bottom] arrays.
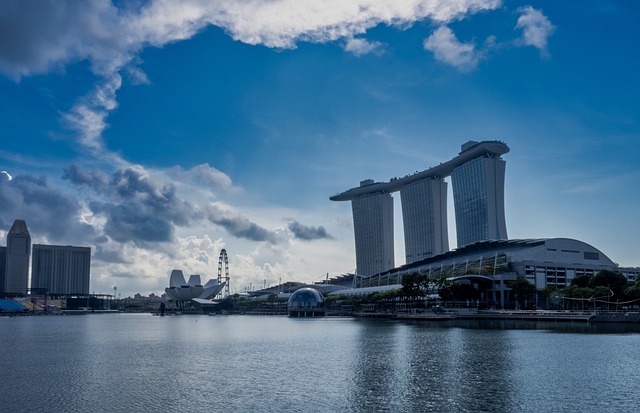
[[1, 314, 639, 412]]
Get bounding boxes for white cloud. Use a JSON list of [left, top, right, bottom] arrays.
[[193, 0, 502, 48], [424, 26, 483, 72], [344, 37, 385, 56], [0, 0, 503, 155], [124, 65, 150, 85], [169, 163, 237, 193], [0, 0, 510, 296], [62, 75, 122, 154], [515, 6, 555, 57], [1, 0, 503, 79]]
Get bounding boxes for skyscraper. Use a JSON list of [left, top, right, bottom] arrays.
[[400, 177, 449, 264], [350, 180, 395, 277], [451, 150, 508, 247], [31, 244, 91, 295], [4, 219, 31, 296], [331, 141, 509, 276], [0, 246, 6, 295]]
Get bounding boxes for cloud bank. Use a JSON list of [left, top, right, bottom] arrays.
[[0, 0, 515, 153], [0, 1, 559, 295]]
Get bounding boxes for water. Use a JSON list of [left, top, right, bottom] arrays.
[[1, 314, 639, 413]]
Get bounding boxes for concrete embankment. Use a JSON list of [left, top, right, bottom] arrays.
[[358, 310, 640, 323]]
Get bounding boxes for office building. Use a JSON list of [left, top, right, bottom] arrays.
[[31, 244, 91, 295], [331, 141, 509, 275], [4, 219, 31, 296]]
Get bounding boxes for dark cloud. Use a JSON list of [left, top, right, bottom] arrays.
[[63, 164, 272, 245], [287, 220, 333, 241], [64, 164, 197, 244], [0, 173, 96, 242], [63, 164, 109, 188], [91, 244, 131, 265], [89, 200, 175, 244], [0, 0, 123, 80], [205, 204, 277, 243], [109, 166, 194, 227], [2, 163, 278, 260]]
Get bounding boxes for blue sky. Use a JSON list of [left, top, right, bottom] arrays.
[[1, 0, 638, 297]]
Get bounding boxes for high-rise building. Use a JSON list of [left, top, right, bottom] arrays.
[[331, 141, 509, 276], [0, 246, 6, 294], [400, 177, 449, 264], [451, 149, 507, 247], [350, 180, 395, 277], [31, 244, 91, 295], [4, 219, 31, 296]]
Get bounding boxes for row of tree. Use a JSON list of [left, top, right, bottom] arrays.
[[540, 270, 640, 310], [325, 269, 640, 311]]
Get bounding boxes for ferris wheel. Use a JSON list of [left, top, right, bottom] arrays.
[[217, 249, 230, 298]]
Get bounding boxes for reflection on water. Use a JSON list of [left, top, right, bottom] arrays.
[[1, 315, 639, 412]]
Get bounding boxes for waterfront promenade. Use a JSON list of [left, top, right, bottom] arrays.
[[357, 308, 640, 323]]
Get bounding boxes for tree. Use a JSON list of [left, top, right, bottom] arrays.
[[562, 285, 595, 310], [590, 270, 628, 299], [508, 276, 537, 309], [571, 275, 592, 288], [401, 272, 425, 300], [541, 285, 561, 309], [369, 289, 401, 302], [625, 279, 640, 296]]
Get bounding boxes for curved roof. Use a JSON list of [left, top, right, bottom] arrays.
[[376, 237, 616, 277], [328, 284, 402, 296], [330, 140, 509, 201]]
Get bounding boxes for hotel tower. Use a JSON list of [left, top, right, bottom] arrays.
[[3, 219, 31, 295], [331, 141, 509, 277]]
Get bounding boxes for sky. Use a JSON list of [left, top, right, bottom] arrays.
[[1, 0, 638, 298]]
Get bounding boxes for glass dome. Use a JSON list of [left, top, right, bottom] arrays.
[[287, 288, 325, 317]]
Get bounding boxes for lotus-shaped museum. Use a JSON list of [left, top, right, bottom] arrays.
[[164, 270, 225, 301]]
